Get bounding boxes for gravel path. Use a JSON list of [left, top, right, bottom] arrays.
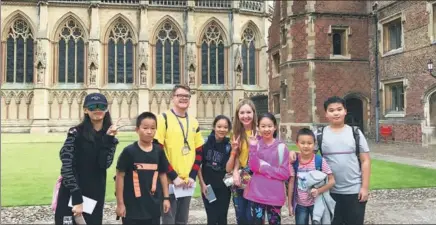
[[2, 188, 436, 224]]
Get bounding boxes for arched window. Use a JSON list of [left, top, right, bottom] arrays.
[[5, 18, 34, 83], [241, 26, 256, 85], [107, 20, 134, 84], [201, 21, 225, 85], [57, 19, 85, 84], [333, 32, 342, 55], [155, 21, 181, 84]]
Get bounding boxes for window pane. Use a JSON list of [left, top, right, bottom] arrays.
[[156, 41, 163, 84], [67, 38, 75, 83], [164, 39, 171, 84], [108, 39, 115, 83], [16, 37, 25, 83], [201, 42, 208, 84], [76, 38, 84, 83], [210, 41, 217, 84], [26, 37, 34, 83], [173, 40, 180, 84], [242, 43, 248, 85], [218, 42, 225, 84], [333, 33, 342, 55], [126, 40, 133, 83], [249, 42, 256, 85], [6, 37, 15, 83], [117, 40, 124, 83], [58, 39, 66, 83]]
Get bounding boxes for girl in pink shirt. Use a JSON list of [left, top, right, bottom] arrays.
[[243, 113, 291, 225]]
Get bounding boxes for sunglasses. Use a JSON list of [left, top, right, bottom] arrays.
[[87, 104, 108, 111]]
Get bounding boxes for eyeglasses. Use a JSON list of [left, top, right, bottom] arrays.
[[87, 104, 108, 111], [175, 94, 191, 99]]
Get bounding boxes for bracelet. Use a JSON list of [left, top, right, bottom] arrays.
[[231, 151, 237, 157], [163, 196, 170, 200]]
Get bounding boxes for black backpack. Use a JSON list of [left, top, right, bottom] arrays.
[[316, 126, 361, 170]]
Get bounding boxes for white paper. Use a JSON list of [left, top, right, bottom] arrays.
[[173, 182, 196, 198], [68, 195, 97, 215], [168, 184, 175, 194]]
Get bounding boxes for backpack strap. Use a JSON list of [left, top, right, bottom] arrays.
[[316, 126, 325, 155], [352, 126, 362, 170], [314, 154, 323, 171], [278, 143, 286, 165], [162, 113, 168, 131]]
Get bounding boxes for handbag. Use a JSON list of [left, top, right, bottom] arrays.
[[222, 169, 252, 189]]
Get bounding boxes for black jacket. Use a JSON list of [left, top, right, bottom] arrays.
[[54, 126, 118, 225]]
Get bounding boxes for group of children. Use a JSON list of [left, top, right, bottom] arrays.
[[114, 95, 370, 225]]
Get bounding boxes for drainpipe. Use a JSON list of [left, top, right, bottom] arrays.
[[229, 10, 234, 117], [373, 5, 381, 143]]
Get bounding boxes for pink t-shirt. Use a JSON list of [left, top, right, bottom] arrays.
[[296, 155, 332, 206]]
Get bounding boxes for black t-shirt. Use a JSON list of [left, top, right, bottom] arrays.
[[116, 141, 169, 220], [201, 135, 231, 189]]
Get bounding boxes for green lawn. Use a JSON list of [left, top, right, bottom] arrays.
[[2, 132, 436, 207]]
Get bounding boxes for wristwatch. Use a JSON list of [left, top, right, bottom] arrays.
[[163, 196, 170, 200]]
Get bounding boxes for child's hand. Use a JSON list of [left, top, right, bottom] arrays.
[[163, 199, 171, 213], [173, 177, 184, 187], [288, 205, 294, 216], [289, 151, 297, 162], [233, 170, 241, 187], [310, 188, 319, 198], [187, 178, 195, 188], [231, 135, 240, 152], [116, 204, 126, 218], [200, 182, 208, 196], [248, 130, 258, 146]]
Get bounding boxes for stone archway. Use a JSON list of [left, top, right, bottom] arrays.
[[430, 92, 436, 126], [344, 93, 369, 133], [423, 87, 436, 146]]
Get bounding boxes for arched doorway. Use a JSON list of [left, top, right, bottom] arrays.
[[430, 92, 436, 126], [345, 97, 364, 132]]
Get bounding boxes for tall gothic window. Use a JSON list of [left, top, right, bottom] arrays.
[[6, 18, 34, 83], [57, 19, 85, 84], [107, 20, 134, 84], [241, 26, 256, 85], [201, 21, 225, 85], [155, 21, 181, 84]]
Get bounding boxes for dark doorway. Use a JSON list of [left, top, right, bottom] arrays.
[[345, 97, 364, 132], [251, 95, 269, 117]]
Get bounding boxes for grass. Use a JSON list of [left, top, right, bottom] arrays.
[[2, 132, 436, 207]]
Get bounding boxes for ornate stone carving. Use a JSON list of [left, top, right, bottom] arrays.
[[34, 40, 46, 84], [138, 43, 148, 86], [234, 46, 243, 87], [88, 42, 99, 87], [88, 42, 99, 69], [188, 45, 196, 86]]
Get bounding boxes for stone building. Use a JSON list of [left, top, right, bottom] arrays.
[[269, 1, 436, 146], [0, 0, 272, 133]]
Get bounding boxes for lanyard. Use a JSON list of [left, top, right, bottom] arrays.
[[171, 109, 190, 149]]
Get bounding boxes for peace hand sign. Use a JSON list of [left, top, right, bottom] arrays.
[[248, 130, 258, 146], [231, 135, 240, 151], [107, 118, 122, 136]]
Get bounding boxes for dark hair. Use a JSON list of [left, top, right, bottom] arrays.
[[323, 96, 346, 111], [171, 84, 191, 95], [136, 112, 157, 128], [77, 111, 113, 142], [258, 112, 278, 138], [296, 128, 315, 143], [210, 115, 232, 135]]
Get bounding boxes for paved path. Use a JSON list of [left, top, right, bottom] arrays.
[[371, 153, 436, 169], [2, 188, 436, 224]]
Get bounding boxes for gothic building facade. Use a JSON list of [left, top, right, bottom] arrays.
[[1, 0, 272, 133], [269, 1, 436, 146]]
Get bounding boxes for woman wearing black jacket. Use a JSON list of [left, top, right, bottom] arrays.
[[198, 115, 234, 225], [54, 93, 120, 225]]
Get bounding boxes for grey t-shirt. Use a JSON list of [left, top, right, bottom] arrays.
[[314, 125, 370, 194]]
